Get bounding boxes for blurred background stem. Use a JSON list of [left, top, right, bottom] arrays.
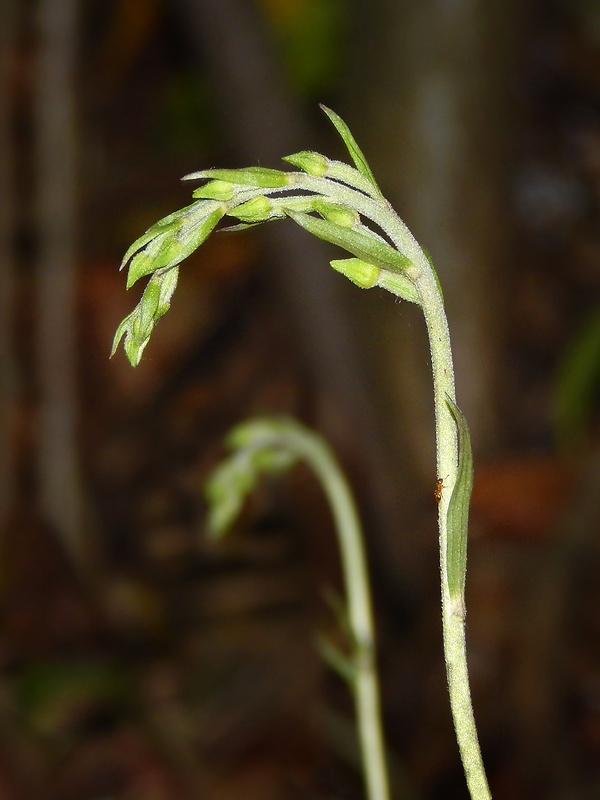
[[34, 0, 84, 565], [0, 0, 18, 528]]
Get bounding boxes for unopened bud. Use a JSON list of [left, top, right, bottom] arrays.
[[282, 150, 328, 177], [314, 200, 359, 229], [192, 180, 234, 201], [229, 196, 272, 223], [184, 166, 289, 188], [330, 257, 380, 289]]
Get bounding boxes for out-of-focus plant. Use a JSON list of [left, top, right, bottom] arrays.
[[112, 106, 490, 800], [555, 309, 600, 446], [204, 416, 390, 800]]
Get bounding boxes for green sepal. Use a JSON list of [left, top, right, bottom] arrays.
[[227, 195, 272, 223], [330, 257, 380, 289], [444, 395, 474, 605], [313, 199, 359, 228], [285, 209, 411, 274], [192, 180, 234, 200], [111, 312, 134, 359], [183, 166, 290, 188], [282, 150, 328, 177], [119, 202, 199, 270], [319, 105, 382, 198], [112, 266, 180, 367], [124, 204, 224, 288]]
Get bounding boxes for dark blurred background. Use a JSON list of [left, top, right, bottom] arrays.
[[2, 0, 600, 797]]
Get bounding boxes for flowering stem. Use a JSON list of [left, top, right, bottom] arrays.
[[112, 105, 491, 799]]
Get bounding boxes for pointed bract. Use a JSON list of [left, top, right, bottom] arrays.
[[319, 105, 382, 198], [285, 209, 411, 274]]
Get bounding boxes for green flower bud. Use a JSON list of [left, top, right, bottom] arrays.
[[228, 195, 272, 223], [313, 199, 359, 229], [125, 205, 224, 289], [192, 180, 234, 201], [282, 150, 328, 176], [330, 258, 380, 289], [183, 166, 289, 188], [111, 266, 181, 367]]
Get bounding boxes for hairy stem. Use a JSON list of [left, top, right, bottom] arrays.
[[385, 220, 490, 800], [292, 173, 490, 798]]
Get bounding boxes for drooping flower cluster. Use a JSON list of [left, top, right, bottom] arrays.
[[112, 106, 423, 366]]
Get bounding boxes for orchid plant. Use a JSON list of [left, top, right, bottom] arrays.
[[112, 105, 491, 800]]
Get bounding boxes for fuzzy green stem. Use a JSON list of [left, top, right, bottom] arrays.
[[389, 239, 491, 800], [282, 173, 490, 799]]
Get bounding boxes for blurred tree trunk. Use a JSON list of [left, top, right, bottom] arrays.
[[348, 0, 524, 463], [34, 0, 83, 564], [0, 0, 18, 527]]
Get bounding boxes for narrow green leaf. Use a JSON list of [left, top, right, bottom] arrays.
[[285, 209, 411, 274], [445, 395, 474, 603], [319, 105, 381, 197]]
